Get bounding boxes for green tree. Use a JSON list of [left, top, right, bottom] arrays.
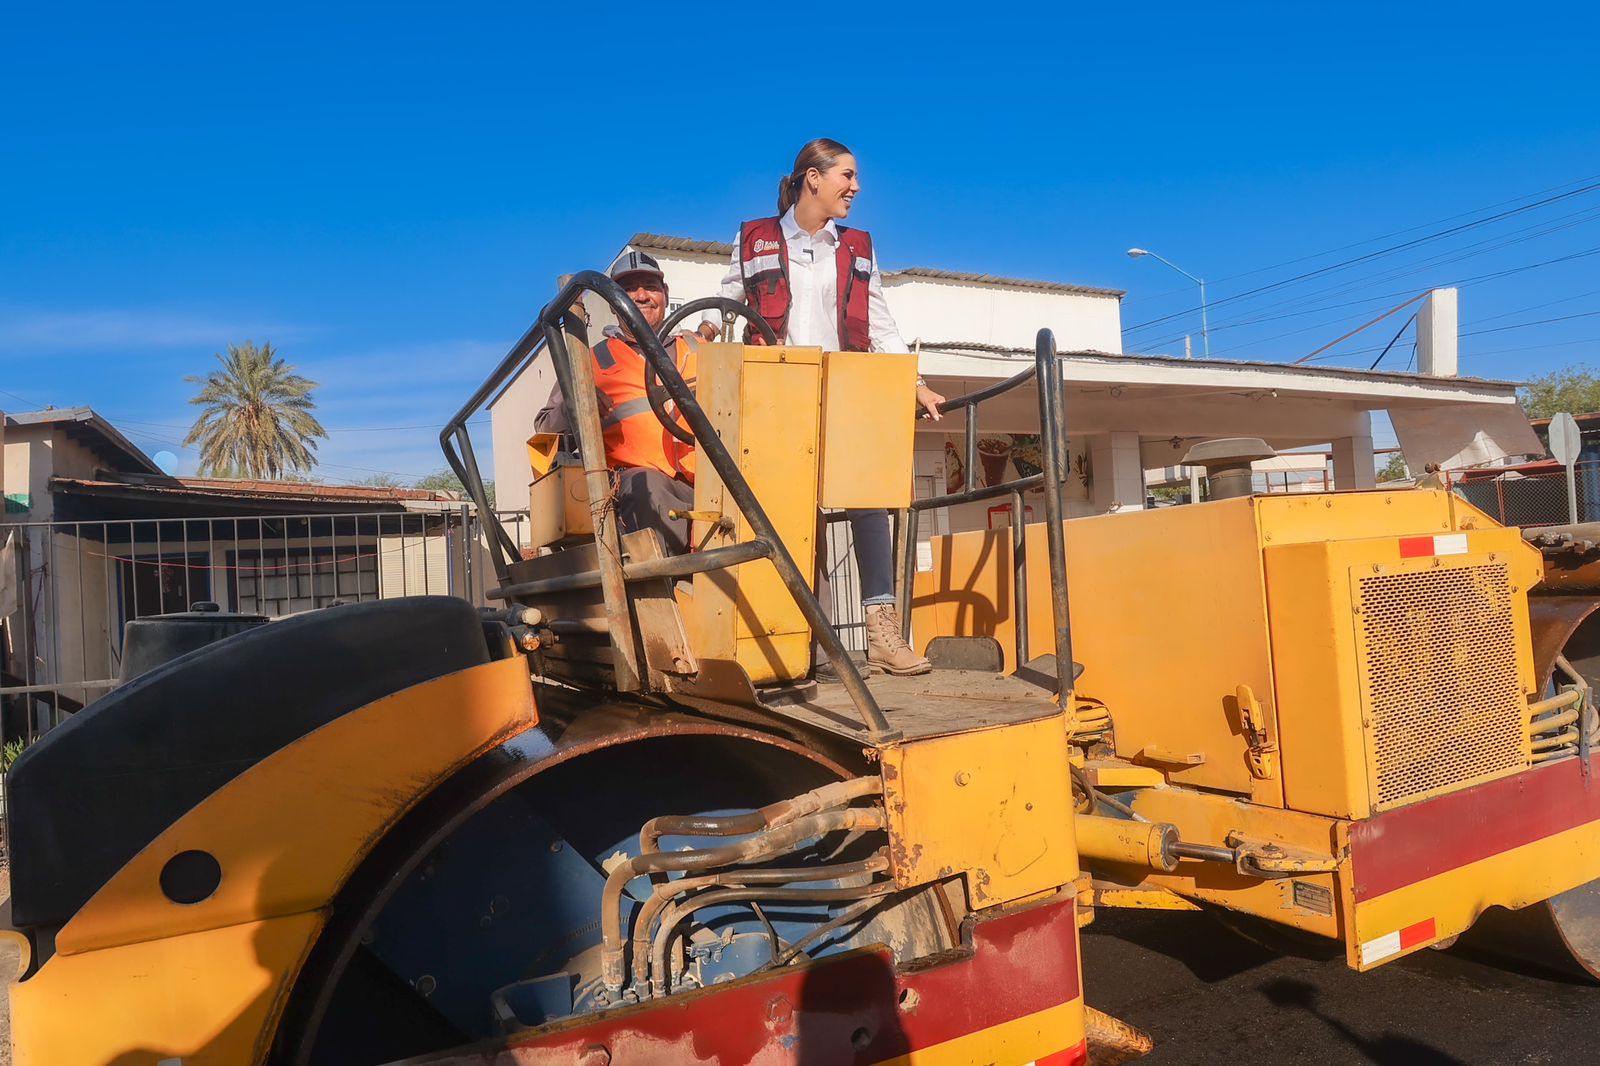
[[1378, 453, 1409, 482], [354, 473, 405, 488], [1519, 364, 1600, 420], [417, 468, 495, 507], [184, 342, 328, 479]]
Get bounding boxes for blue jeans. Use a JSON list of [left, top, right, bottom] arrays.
[[847, 509, 895, 606]]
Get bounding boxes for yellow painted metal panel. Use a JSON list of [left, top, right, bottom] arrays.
[[881, 716, 1078, 908], [819, 351, 917, 509], [1263, 540, 1375, 820], [873, 1000, 1084, 1066], [1266, 526, 1538, 819], [527, 463, 592, 547], [56, 656, 537, 955], [1350, 816, 1600, 971], [11, 913, 320, 1066], [1092, 885, 1203, 911], [913, 496, 1283, 800], [1254, 489, 1455, 547], [689, 345, 821, 683]]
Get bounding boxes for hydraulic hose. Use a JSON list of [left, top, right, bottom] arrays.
[[651, 882, 897, 995], [764, 890, 901, 969], [628, 853, 889, 991], [639, 777, 882, 856], [600, 806, 887, 992]]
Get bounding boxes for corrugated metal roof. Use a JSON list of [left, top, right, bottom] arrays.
[[886, 267, 1123, 298], [51, 475, 456, 508], [629, 233, 734, 256]]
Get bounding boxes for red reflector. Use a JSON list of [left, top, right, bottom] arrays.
[[1039, 1040, 1090, 1066], [1399, 917, 1437, 950], [1398, 536, 1435, 558]]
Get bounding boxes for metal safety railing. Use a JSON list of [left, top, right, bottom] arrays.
[[0, 507, 490, 745], [894, 330, 1077, 704], [440, 275, 900, 740]]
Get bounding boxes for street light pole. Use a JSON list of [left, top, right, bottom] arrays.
[[1127, 248, 1210, 358]]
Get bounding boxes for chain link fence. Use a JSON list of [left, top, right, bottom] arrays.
[[1455, 461, 1600, 529]]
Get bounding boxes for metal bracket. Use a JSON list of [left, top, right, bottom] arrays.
[[1235, 684, 1279, 780], [1225, 832, 1339, 879]]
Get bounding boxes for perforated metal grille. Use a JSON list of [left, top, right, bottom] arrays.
[[1357, 563, 1527, 808]]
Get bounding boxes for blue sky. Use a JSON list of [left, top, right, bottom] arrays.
[[4, 2, 1598, 479]]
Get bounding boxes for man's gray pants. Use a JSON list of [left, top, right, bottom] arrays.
[[615, 467, 694, 556]]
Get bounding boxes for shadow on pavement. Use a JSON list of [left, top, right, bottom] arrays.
[[1083, 907, 1281, 984], [1262, 978, 1469, 1066]]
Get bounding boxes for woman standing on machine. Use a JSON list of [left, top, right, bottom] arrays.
[[704, 138, 941, 676]]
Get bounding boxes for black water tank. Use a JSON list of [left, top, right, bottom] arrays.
[[119, 602, 269, 682]]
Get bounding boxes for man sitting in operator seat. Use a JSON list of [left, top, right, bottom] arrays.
[[534, 250, 698, 555]]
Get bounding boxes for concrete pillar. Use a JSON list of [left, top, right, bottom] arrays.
[[1417, 288, 1458, 377], [1332, 414, 1377, 491], [1090, 431, 1147, 512]]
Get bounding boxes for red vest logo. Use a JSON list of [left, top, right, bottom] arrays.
[[752, 238, 780, 254]]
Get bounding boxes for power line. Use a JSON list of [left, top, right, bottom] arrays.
[[1146, 245, 1600, 361], [1121, 172, 1600, 306], [1305, 306, 1600, 364], [1123, 179, 1600, 335], [1137, 204, 1600, 350]]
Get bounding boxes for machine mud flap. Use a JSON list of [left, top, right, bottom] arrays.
[[1345, 752, 1600, 970]]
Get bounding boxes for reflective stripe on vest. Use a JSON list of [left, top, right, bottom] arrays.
[[591, 334, 697, 482], [738, 217, 873, 351]]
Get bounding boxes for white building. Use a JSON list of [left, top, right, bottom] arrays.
[[490, 234, 1537, 536]]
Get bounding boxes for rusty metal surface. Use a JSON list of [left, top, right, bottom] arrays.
[[1528, 596, 1600, 692], [779, 667, 1062, 744], [405, 894, 1084, 1066], [1528, 524, 1600, 593]]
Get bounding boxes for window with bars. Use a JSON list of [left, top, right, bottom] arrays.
[[228, 547, 379, 616]]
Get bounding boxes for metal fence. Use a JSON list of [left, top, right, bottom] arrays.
[[0, 508, 500, 746], [1455, 461, 1600, 529]]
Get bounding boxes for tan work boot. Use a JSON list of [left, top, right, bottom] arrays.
[[864, 603, 931, 676]]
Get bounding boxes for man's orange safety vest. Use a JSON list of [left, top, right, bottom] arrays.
[[592, 332, 697, 483]]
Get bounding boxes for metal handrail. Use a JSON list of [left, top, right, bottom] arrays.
[[439, 272, 897, 739], [895, 331, 1076, 703]]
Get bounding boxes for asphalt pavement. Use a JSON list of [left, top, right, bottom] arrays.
[[1081, 908, 1598, 1065]]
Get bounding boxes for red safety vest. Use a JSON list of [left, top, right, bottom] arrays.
[[738, 217, 874, 351], [592, 333, 698, 484]]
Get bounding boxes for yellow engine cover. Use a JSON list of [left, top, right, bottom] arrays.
[[913, 489, 1544, 816]]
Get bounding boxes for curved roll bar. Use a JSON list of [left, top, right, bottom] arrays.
[[439, 273, 898, 739]]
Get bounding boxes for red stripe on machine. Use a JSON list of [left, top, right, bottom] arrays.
[[1398, 534, 1469, 558], [1399, 917, 1438, 949], [448, 896, 1083, 1065], [1034, 1043, 1090, 1066], [1351, 754, 1600, 902]]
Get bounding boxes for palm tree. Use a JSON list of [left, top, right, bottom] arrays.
[[184, 342, 329, 479]]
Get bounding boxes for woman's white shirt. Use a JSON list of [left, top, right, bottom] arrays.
[[708, 208, 908, 352]]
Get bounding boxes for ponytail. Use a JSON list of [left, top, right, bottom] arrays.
[[777, 137, 852, 215]]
